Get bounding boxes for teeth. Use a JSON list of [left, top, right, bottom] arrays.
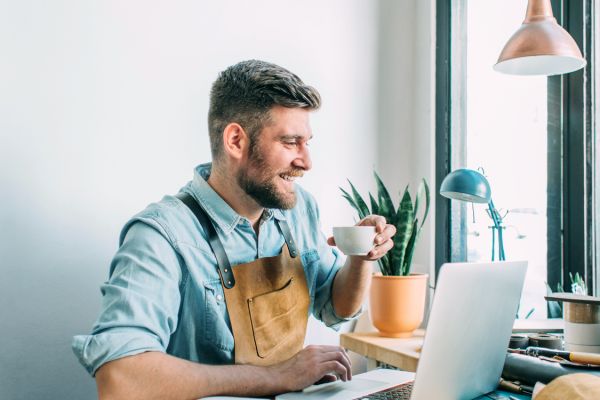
[[280, 175, 295, 181]]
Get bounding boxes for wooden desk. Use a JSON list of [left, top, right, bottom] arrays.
[[340, 330, 423, 372], [341, 320, 564, 373]]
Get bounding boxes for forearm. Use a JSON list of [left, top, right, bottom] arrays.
[[96, 351, 282, 400], [331, 258, 373, 317]]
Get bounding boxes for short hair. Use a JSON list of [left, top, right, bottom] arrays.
[[208, 60, 321, 160]]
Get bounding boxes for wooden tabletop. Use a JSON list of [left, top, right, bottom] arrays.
[[340, 330, 424, 372], [340, 320, 564, 374]]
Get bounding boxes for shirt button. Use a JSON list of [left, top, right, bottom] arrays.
[[216, 294, 223, 301]]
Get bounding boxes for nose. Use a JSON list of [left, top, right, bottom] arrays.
[[293, 144, 312, 171]]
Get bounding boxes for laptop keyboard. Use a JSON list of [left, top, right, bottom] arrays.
[[354, 381, 414, 400]]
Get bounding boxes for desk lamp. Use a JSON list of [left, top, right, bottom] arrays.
[[440, 168, 506, 261]]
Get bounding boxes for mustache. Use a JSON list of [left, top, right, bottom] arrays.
[[281, 169, 305, 178]]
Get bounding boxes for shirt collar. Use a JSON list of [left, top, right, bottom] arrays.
[[187, 163, 285, 235]]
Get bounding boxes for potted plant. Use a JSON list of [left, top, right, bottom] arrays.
[[341, 172, 430, 337]]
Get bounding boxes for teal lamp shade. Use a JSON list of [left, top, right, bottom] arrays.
[[440, 169, 491, 204]]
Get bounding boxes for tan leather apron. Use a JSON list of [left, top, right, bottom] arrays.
[[177, 193, 310, 366]]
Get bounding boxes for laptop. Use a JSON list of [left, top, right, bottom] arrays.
[[275, 261, 528, 400]]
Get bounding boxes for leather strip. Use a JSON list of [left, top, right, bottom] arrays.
[[175, 192, 236, 289], [277, 218, 298, 258]]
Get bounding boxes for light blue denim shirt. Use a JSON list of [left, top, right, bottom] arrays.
[[72, 163, 356, 375]]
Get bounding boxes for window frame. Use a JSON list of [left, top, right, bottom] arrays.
[[435, 0, 596, 296]]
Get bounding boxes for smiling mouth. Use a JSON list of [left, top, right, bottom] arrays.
[[279, 170, 304, 182], [280, 174, 297, 182]]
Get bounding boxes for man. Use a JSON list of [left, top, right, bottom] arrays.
[[72, 60, 396, 399]]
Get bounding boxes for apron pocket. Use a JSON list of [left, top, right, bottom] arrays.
[[247, 278, 297, 358]]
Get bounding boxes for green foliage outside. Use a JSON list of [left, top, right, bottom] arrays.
[[546, 272, 588, 318]]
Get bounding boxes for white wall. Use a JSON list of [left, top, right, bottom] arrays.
[[377, 0, 436, 277], [0, 1, 435, 399]]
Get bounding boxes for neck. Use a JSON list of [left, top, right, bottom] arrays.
[[207, 163, 264, 227]]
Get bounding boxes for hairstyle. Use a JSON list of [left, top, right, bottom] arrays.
[[208, 60, 321, 160]]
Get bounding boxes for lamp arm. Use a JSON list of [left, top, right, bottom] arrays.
[[488, 199, 506, 261], [491, 225, 496, 261]]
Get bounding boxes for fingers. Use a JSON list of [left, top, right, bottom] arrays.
[[316, 348, 352, 381], [308, 345, 351, 368], [304, 345, 352, 382], [368, 238, 394, 259], [358, 215, 387, 233], [358, 216, 396, 241], [326, 347, 352, 377], [314, 374, 338, 385], [355, 215, 397, 260], [380, 224, 397, 241], [321, 360, 351, 382]]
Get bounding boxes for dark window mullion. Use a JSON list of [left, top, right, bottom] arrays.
[[547, 72, 562, 293], [561, 0, 594, 293], [435, 0, 453, 281]]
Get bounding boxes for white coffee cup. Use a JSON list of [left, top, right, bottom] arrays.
[[332, 226, 376, 256]]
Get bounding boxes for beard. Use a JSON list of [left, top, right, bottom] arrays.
[[237, 146, 302, 210]]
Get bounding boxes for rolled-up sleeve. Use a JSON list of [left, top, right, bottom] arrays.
[[72, 222, 183, 375], [308, 203, 363, 330]]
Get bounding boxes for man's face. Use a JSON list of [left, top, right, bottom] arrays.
[[237, 106, 313, 210]]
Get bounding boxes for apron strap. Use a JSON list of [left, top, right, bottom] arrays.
[[176, 192, 236, 289], [275, 218, 298, 258]]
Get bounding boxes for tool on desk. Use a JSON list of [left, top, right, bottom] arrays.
[[524, 346, 600, 366], [508, 335, 529, 349], [508, 333, 563, 350], [527, 333, 562, 350], [498, 378, 533, 395], [502, 352, 600, 388]]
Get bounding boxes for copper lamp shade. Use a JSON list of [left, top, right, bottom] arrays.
[[494, 0, 586, 76]]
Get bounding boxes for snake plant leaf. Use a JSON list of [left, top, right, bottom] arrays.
[[347, 180, 370, 219], [394, 187, 414, 272], [417, 179, 430, 231], [374, 171, 396, 222], [403, 219, 419, 275], [342, 194, 359, 216], [414, 185, 420, 222], [369, 192, 380, 215], [340, 187, 360, 216], [378, 254, 391, 276]]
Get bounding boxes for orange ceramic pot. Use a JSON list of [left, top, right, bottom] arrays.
[[369, 273, 428, 338]]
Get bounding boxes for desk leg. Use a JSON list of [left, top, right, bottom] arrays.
[[366, 357, 378, 371]]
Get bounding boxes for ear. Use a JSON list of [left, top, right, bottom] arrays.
[[222, 123, 249, 161]]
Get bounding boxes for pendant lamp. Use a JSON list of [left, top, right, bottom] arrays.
[[494, 0, 586, 76]]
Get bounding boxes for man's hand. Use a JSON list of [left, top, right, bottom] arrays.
[[269, 345, 352, 392], [327, 215, 396, 260]]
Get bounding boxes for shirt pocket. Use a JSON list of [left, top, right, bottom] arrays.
[[203, 279, 234, 351], [248, 277, 298, 358]]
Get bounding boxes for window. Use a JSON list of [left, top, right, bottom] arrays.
[[436, 0, 596, 308]]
